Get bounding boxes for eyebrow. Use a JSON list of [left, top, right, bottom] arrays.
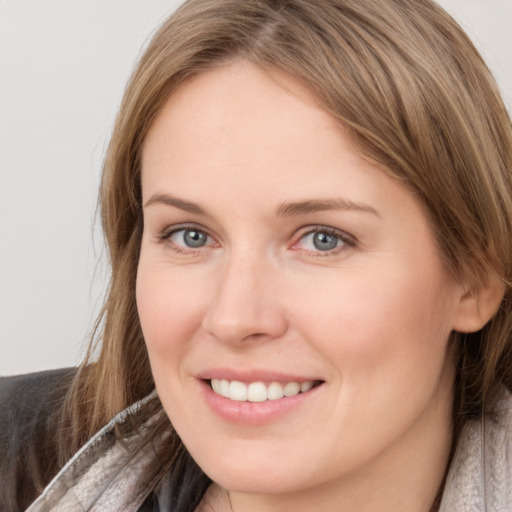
[[276, 198, 380, 217], [144, 193, 211, 216], [144, 193, 380, 218]]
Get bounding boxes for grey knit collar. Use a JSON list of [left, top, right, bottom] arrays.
[[439, 390, 512, 511]]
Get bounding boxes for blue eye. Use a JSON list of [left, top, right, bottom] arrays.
[[169, 228, 210, 248], [298, 228, 353, 253], [310, 231, 339, 251]]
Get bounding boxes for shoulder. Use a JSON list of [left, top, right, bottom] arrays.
[[0, 368, 76, 512], [0, 367, 75, 411]]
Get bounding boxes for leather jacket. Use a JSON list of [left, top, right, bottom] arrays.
[[0, 369, 75, 511]]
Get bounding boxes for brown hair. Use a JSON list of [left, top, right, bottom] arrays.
[[58, 0, 512, 505]]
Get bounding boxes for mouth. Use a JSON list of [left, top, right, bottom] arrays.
[[207, 378, 323, 402]]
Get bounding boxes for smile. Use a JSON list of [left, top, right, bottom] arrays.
[[209, 379, 320, 402]]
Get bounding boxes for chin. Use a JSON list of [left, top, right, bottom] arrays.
[[204, 464, 305, 495]]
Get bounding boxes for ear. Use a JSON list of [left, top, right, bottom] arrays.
[[453, 274, 505, 333]]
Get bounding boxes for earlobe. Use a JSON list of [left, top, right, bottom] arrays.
[[453, 275, 505, 333]]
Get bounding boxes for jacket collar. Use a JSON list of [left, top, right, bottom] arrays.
[[27, 391, 164, 512]]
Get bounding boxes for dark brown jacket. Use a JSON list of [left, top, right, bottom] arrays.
[[0, 368, 75, 512]]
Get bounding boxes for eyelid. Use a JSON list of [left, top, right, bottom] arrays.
[[157, 223, 218, 250], [290, 225, 357, 254]]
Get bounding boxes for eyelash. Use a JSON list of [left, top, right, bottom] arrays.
[[156, 223, 356, 256], [292, 225, 356, 257], [157, 223, 216, 254]]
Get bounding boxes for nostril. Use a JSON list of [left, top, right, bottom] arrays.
[[241, 332, 266, 342]]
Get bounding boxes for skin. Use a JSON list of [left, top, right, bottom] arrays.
[[137, 60, 477, 511]]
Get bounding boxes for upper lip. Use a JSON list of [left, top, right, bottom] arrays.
[[197, 368, 324, 383]]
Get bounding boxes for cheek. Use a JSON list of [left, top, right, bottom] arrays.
[[136, 258, 209, 361], [136, 258, 215, 431], [288, 265, 457, 460], [291, 263, 454, 381]]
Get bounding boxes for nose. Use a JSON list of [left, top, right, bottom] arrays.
[[201, 252, 288, 345]]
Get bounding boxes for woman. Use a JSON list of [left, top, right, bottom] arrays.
[[1, 0, 511, 510]]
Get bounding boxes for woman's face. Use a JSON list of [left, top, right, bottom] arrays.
[[137, 61, 467, 504]]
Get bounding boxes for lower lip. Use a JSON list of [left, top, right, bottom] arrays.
[[199, 380, 323, 425]]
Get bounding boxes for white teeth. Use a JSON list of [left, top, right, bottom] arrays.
[[219, 379, 230, 398], [210, 379, 317, 402], [229, 381, 247, 401], [300, 381, 314, 392], [247, 382, 267, 402], [211, 378, 221, 394], [267, 382, 284, 400], [283, 382, 300, 397]]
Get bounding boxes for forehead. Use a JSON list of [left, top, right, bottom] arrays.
[[142, 61, 366, 189], [145, 60, 324, 135]]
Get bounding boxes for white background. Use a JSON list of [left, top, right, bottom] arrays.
[[1, 1, 511, 376]]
